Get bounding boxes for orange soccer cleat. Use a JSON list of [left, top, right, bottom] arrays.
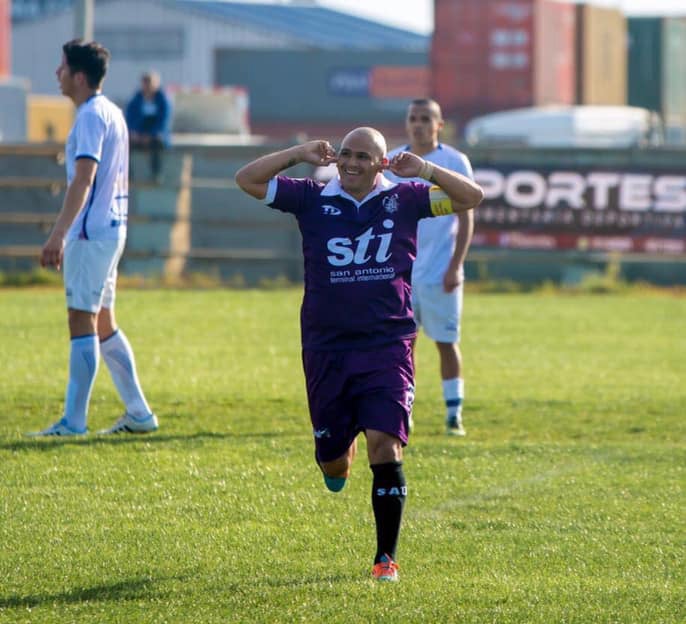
[[372, 554, 399, 582]]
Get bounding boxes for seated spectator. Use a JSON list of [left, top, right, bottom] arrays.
[[125, 71, 171, 182]]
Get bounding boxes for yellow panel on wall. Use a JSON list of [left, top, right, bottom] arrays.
[[27, 95, 74, 143]]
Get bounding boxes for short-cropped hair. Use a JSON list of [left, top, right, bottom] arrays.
[[62, 39, 110, 89]]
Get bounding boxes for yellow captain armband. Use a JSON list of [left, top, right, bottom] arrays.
[[429, 186, 453, 216]]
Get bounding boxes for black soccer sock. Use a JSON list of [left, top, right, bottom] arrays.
[[371, 461, 407, 564]]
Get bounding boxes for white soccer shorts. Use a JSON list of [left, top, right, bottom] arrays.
[[411, 281, 463, 344], [63, 238, 125, 313]]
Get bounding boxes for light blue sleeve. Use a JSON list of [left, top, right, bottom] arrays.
[[74, 111, 106, 163], [458, 153, 475, 180], [264, 177, 278, 204]]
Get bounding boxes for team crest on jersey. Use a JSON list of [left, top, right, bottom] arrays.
[[382, 194, 399, 214]]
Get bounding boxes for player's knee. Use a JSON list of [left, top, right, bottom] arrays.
[[320, 458, 349, 477], [366, 431, 402, 465]]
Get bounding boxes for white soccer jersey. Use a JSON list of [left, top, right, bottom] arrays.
[[65, 94, 129, 242], [385, 143, 474, 285]]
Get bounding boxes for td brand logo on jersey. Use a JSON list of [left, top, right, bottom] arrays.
[[327, 220, 395, 267], [322, 204, 342, 216]]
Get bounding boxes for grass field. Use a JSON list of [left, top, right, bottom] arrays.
[[1, 287, 684, 623]]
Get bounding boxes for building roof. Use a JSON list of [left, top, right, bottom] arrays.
[[173, 1, 428, 51], [12, 0, 429, 52]]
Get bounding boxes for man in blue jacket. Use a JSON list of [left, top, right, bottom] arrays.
[[125, 71, 171, 183]]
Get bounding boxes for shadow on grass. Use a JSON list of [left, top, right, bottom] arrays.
[[0, 574, 184, 609], [225, 572, 362, 591], [0, 430, 306, 453], [0, 572, 363, 610]]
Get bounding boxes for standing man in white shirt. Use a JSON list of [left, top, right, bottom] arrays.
[[28, 39, 157, 436], [385, 99, 474, 436]]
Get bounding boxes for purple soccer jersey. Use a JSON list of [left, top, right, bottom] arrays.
[[268, 175, 433, 351]]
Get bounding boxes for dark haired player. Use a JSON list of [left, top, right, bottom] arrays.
[[28, 40, 156, 437]]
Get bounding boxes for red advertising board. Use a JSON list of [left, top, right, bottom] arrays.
[[0, 0, 9, 78], [370, 66, 430, 99], [471, 165, 686, 255]]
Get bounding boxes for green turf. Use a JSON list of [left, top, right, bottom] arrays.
[[1, 288, 684, 623]]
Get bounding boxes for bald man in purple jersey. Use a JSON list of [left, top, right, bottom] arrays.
[[235, 127, 483, 582]]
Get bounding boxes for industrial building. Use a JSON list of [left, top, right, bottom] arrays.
[[10, 0, 429, 139]]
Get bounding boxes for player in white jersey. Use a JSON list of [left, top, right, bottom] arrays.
[[27, 40, 157, 437], [385, 99, 474, 436]]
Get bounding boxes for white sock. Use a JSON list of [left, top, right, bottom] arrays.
[[442, 377, 464, 420], [63, 334, 100, 431], [100, 329, 152, 418]]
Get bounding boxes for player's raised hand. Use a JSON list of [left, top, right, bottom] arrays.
[[387, 151, 425, 178], [299, 140, 338, 167]]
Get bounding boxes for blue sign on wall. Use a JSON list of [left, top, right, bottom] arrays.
[[327, 68, 370, 96]]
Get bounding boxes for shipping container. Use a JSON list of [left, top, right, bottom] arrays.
[[0, 0, 9, 78], [661, 18, 686, 144], [534, 0, 576, 105], [575, 3, 627, 105], [628, 18, 662, 114], [628, 17, 686, 144], [431, 0, 577, 124]]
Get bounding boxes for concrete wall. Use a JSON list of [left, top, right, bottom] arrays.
[[0, 78, 28, 141], [2, 142, 685, 285]]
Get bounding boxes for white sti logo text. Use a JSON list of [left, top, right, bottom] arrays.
[[327, 219, 395, 267]]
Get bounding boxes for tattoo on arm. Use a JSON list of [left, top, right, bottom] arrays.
[[282, 158, 298, 171], [429, 174, 437, 184]]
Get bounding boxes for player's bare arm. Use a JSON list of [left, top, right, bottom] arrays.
[[41, 158, 98, 270], [443, 210, 474, 292], [388, 151, 484, 213], [235, 140, 337, 200]]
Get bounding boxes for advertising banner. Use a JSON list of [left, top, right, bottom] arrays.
[[327, 66, 429, 99], [472, 165, 686, 255]]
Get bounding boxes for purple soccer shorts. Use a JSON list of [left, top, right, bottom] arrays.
[[302, 339, 415, 464]]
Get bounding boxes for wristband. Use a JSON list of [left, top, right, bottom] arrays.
[[418, 160, 434, 181]]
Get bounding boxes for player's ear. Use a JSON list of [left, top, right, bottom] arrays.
[[380, 157, 389, 169]]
